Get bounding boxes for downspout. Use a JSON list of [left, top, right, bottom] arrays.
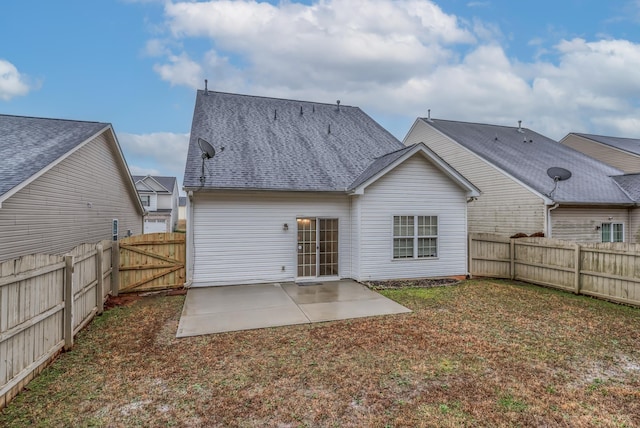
[[185, 190, 195, 287], [546, 203, 559, 238]]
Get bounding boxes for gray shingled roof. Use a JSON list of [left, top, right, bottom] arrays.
[[1, 114, 108, 198], [132, 175, 176, 193], [183, 91, 404, 191], [575, 133, 640, 156], [612, 174, 640, 201], [422, 119, 634, 204]]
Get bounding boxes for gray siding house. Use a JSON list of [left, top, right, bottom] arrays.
[[403, 118, 640, 243], [183, 91, 479, 286], [0, 114, 144, 261], [132, 175, 179, 233]]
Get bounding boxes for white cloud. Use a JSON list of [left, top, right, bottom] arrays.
[[0, 59, 31, 101], [153, 52, 203, 87], [119, 132, 190, 189], [142, 0, 640, 140]]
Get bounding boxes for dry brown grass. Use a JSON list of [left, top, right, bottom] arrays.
[[1, 279, 639, 427]]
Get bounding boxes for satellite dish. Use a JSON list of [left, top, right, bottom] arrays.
[[546, 167, 572, 199], [197, 137, 225, 185], [198, 137, 216, 159], [547, 167, 572, 182]]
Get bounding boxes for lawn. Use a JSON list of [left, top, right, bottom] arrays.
[[1, 279, 639, 427]]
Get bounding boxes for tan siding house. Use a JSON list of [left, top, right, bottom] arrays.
[[0, 115, 144, 261], [560, 133, 640, 174], [403, 119, 548, 235], [403, 118, 640, 243]]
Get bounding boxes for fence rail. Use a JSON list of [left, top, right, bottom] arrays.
[[0, 240, 114, 409], [469, 233, 640, 307]]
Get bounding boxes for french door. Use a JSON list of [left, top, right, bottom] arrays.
[[297, 218, 338, 278]]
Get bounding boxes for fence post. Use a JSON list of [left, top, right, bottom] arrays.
[[112, 241, 120, 297], [467, 233, 473, 278], [510, 239, 515, 280], [574, 243, 581, 295], [64, 255, 74, 351], [96, 244, 104, 315]]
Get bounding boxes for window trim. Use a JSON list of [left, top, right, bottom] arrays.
[[601, 222, 624, 242], [392, 215, 439, 260]]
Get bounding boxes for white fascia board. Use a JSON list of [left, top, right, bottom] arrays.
[[422, 119, 554, 205], [352, 143, 480, 197], [144, 175, 171, 193]]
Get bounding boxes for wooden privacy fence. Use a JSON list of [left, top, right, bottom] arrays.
[[0, 240, 114, 409], [118, 232, 185, 293], [469, 233, 640, 307]]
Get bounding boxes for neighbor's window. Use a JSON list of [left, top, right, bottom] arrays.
[[393, 215, 438, 259], [140, 195, 150, 207], [601, 223, 623, 242]]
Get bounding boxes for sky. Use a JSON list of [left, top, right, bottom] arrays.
[[2, 0, 640, 193]]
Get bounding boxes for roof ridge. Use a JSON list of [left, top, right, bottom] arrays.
[[198, 90, 357, 109], [576, 132, 640, 142], [0, 113, 107, 125], [424, 117, 527, 131]]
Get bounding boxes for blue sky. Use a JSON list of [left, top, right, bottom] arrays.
[[2, 0, 640, 191]]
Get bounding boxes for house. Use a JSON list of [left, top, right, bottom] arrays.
[[0, 114, 144, 261], [183, 90, 479, 286], [403, 118, 640, 243], [132, 175, 179, 233], [559, 133, 640, 174], [177, 196, 186, 231]]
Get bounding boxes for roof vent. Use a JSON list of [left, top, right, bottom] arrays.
[[517, 120, 524, 133], [427, 109, 433, 122], [204, 79, 208, 95], [300, 106, 303, 116], [336, 100, 341, 111]]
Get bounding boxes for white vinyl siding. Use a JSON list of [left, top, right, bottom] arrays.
[[404, 120, 547, 236], [550, 207, 631, 243], [0, 131, 143, 261], [191, 191, 351, 286], [561, 134, 640, 174], [356, 154, 468, 280]]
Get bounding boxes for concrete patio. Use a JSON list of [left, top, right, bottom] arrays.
[[176, 280, 411, 337]]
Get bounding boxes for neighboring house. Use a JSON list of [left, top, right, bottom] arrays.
[[177, 196, 187, 231], [403, 118, 640, 243], [183, 90, 479, 286], [560, 133, 640, 174], [0, 114, 144, 261], [132, 175, 179, 233]]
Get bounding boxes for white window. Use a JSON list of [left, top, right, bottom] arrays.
[[393, 215, 438, 259], [601, 223, 623, 242], [140, 195, 150, 207]]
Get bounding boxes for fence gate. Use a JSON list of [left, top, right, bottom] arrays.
[[119, 232, 186, 293]]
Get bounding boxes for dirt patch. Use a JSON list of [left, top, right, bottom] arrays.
[[105, 289, 187, 310], [104, 294, 144, 310]]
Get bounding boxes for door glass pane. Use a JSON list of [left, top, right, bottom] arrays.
[[297, 218, 316, 277], [319, 219, 339, 276]]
